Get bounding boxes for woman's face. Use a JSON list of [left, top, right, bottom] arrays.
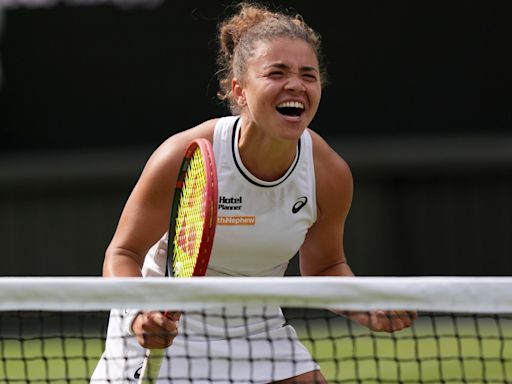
[[233, 37, 322, 142]]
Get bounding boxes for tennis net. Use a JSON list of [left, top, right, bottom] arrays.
[[1, 276, 511, 383]]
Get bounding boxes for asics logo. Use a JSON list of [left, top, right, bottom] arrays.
[[134, 365, 142, 379], [292, 197, 308, 214]]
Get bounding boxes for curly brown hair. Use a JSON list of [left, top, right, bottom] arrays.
[[216, 2, 327, 114]]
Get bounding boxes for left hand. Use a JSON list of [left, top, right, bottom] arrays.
[[341, 310, 417, 332]]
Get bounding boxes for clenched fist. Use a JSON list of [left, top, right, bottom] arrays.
[[132, 311, 182, 349], [340, 310, 417, 332]]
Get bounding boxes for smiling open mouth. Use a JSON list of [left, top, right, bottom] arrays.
[[276, 101, 304, 117]]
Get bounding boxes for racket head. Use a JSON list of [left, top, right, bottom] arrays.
[[167, 138, 217, 278]]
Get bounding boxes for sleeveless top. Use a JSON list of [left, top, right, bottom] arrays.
[[141, 115, 317, 278], [208, 115, 317, 277], [91, 117, 320, 383]]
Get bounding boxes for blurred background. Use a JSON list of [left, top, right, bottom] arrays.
[[0, 0, 510, 277]]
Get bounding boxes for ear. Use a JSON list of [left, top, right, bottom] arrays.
[[232, 78, 246, 106]]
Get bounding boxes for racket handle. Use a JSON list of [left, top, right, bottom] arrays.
[[137, 348, 165, 384], [137, 311, 178, 383]]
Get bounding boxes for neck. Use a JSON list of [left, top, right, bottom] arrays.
[[237, 122, 298, 182]]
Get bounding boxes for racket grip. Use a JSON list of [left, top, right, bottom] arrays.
[[137, 311, 178, 383], [137, 348, 165, 384]]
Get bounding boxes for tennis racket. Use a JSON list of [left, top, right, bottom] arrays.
[[137, 138, 218, 384]]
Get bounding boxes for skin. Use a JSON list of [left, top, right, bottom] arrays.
[[231, 38, 322, 181], [103, 36, 416, 382]]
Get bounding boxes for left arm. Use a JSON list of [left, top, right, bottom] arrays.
[[300, 131, 416, 332], [299, 132, 353, 278]]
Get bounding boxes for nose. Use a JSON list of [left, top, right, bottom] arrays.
[[284, 75, 306, 92]]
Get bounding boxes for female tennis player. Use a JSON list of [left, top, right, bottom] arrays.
[[91, 2, 416, 383]]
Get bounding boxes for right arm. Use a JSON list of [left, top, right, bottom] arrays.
[[104, 119, 217, 348], [103, 119, 217, 277]]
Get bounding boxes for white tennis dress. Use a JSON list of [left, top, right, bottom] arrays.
[[91, 116, 319, 383]]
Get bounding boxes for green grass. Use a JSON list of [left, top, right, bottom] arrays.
[[0, 337, 104, 383], [296, 315, 512, 383], [2, 315, 512, 383]]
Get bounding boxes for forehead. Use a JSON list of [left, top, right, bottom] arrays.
[[248, 37, 319, 69]]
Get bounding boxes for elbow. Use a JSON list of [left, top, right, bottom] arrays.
[[301, 260, 354, 277], [102, 245, 144, 277]]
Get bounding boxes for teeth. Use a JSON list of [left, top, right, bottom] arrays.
[[277, 101, 304, 109]]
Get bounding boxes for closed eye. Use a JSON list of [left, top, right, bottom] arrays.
[[303, 73, 318, 80], [268, 71, 285, 78]]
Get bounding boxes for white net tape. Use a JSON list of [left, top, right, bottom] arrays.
[[1, 276, 512, 313]]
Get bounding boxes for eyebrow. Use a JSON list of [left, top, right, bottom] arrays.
[[265, 63, 319, 73]]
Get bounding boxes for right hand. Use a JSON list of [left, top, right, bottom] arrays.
[[132, 311, 182, 349]]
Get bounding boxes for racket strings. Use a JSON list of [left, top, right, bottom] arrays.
[[173, 149, 207, 277]]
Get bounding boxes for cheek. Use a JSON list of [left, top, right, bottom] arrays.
[[308, 86, 322, 107], [315, 90, 322, 105], [248, 85, 277, 108]]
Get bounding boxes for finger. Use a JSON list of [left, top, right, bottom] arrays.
[[141, 324, 178, 348], [164, 311, 182, 321], [385, 310, 417, 331], [389, 311, 407, 331], [137, 312, 179, 348], [407, 310, 419, 320], [141, 330, 175, 349], [149, 312, 180, 335], [370, 311, 394, 332], [370, 311, 404, 332], [394, 310, 417, 328]]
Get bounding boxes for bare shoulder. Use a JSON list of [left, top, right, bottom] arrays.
[[307, 129, 353, 218], [156, 118, 218, 155], [146, 118, 219, 169], [308, 129, 352, 190], [130, 118, 220, 198]]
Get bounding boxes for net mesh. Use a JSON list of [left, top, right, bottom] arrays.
[[1, 277, 512, 383]]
